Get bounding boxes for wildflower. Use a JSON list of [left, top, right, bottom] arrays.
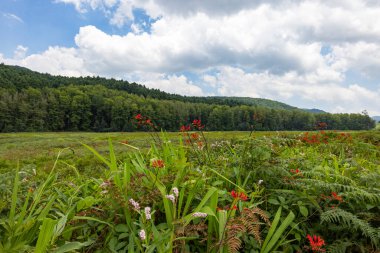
[[190, 133, 200, 140], [192, 119, 204, 129], [192, 212, 208, 218], [145, 207, 151, 220], [139, 229, 146, 240], [231, 190, 248, 201], [231, 190, 239, 199], [129, 198, 140, 211], [151, 159, 165, 168], [239, 192, 248, 201], [172, 187, 179, 198], [166, 194, 175, 203], [135, 114, 142, 120], [331, 192, 343, 202], [258, 179, 264, 185], [180, 125, 191, 132], [307, 234, 325, 252]]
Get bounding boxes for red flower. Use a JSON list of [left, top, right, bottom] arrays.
[[180, 125, 191, 132], [230, 190, 248, 201], [151, 159, 165, 168], [191, 133, 200, 140], [135, 114, 142, 120], [307, 234, 325, 252], [239, 192, 248, 201], [331, 192, 343, 202], [192, 119, 204, 129], [231, 190, 238, 199]]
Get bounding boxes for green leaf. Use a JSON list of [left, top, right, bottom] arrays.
[[54, 241, 93, 253], [299, 206, 308, 217]]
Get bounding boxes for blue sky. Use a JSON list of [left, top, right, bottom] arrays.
[[1, 0, 380, 115]]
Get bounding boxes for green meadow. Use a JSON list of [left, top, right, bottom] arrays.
[[0, 130, 379, 252]]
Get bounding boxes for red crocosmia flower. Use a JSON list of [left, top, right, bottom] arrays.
[[180, 125, 191, 132], [307, 234, 325, 252], [192, 119, 204, 129], [135, 114, 142, 120], [231, 190, 248, 201], [151, 159, 165, 168], [239, 192, 248, 201], [191, 133, 199, 140], [331, 192, 343, 202], [231, 190, 238, 199]]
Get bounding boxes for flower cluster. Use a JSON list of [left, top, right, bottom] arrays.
[[129, 198, 140, 211], [306, 234, 325, 252], [300, 132, 329, 145], [134, 114, 155, 129], [166, 194, 176, 203], [139, 229, 146, 240], [320, 192, 344, 209], [151, 159, 165, 168], [192, 212, 208, 218], [180, 125, 191, 132], [172, 187, 179, 198], [145, 207, 151, 220], [231, 190, 248, 201], [192, 119, 204, 130]]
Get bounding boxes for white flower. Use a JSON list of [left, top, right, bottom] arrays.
[[258, 179, 264, 185], [139, 229, 146, 240], [165, 194, 175, 203], [129, 198, 140, 211], [192, 212, 208, 218], [145, 207, 151, 220], [172, 187, 179, 198]]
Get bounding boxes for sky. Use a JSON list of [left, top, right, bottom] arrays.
[[1, 0, 380, 116]]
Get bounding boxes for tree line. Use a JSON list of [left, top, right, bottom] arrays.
[[0, 85, 375, 132]]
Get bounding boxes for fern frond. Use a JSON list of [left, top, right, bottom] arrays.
[[321, 208, 379, 248]]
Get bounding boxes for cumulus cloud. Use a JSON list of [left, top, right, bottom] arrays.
[[3, 0, 380, 115], [204, 66, 380, 115]]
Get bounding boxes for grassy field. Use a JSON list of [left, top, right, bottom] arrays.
[[0, 130, 379, 252], [0, 131, 300, 173]]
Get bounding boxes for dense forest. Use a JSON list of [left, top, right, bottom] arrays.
[[0, 63, 375, 132]]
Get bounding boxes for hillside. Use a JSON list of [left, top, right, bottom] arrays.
[[372, 116, 380, 122], [0, 63, 375, 132], [0, 64, 300, 110]]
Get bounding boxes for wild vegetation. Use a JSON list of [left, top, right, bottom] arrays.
[[0, 117, 379, 252], [0, 64, 375, 132]]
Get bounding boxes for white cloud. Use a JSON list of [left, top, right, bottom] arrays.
[[129, 72, 204, 96], [4, 0, 380, 115], [203, 66, 380, 115], [3, 12, 24, 23], [1, 46, 91, 77], [13, 45, 28, 60]]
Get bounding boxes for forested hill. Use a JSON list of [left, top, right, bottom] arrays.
[[0, 63, 296, 110], [0, 63, 375, 132]]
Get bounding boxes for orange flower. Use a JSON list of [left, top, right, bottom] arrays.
[[307, 234, 325, 252], [191, 133, 200, 140], [151, 159, 165, 168]]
